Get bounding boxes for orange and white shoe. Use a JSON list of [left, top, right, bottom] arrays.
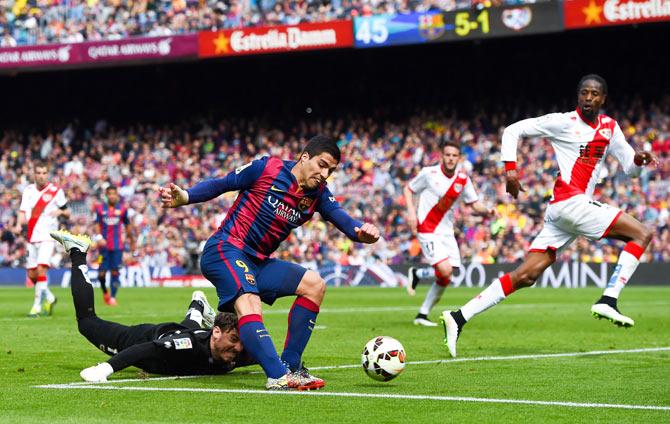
[[290, 364, 325, 391], [266, 365, 325, 391], [108, 297, 118, 307]]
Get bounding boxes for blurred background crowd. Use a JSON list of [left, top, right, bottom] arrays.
[[0, 0, 544, 46], [1, 96, 668, 271]]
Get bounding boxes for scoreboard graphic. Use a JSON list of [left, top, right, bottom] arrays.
[[354, 2, 563, 48]]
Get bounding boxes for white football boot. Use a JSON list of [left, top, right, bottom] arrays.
[[50, 230, 92, 254], [591, 303, 634, 327], [440, 310, 460, 358]]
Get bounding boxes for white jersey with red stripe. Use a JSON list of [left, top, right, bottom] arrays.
[[501, 109, 640, 203], [19, 182, 67, 243], [408, 165, 478, 235]]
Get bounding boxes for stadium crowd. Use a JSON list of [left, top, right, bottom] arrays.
[[1, 98, 669, 272], [1, 0, 544, 47]]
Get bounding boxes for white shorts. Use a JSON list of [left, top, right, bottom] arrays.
[[26, 241, 56, 270], [417, 232, 461, 267], [529, 194, 622, 253]]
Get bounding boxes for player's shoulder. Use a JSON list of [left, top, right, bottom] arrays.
[[22, 183, 37, 194], [423, 164, 442, 174], [538, 111, 573, 124], [598, 113, 619, 128]]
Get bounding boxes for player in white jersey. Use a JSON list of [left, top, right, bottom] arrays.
[[441, 74, 657, 357], [404, 141, 495, 326], [15, 162, 69, 317]]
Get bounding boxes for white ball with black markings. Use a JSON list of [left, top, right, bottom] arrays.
[[361, 336, 406, 382]]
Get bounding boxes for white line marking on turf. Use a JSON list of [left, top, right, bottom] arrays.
[[34, 346, 670, 387], [33, 384, 670, 411], [7, 301, 665, 321], [307, 346, 670, 371]]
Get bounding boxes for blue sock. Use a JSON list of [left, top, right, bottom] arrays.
[[238, 314, 287, 379], [281, 297, 319, 371], [99, 269, 108, 294], [110, 270, 120, 297]]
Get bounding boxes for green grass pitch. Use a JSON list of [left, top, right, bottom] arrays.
[[0, 285, 668, 423]]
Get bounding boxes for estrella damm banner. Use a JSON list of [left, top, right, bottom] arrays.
[[563, 0, 670, 29], [198, 20, 353, 57]]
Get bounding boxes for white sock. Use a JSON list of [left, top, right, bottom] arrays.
[[186, 308, 204, 326], [33, 282, 46, 309], [43, 285, 55, 303], [416, 267, 435, 279], [419, 282, 446, 315], [460, 279, 507, 321], [603, 250, 640, 299]]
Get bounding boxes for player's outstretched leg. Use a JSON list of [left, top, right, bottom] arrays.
[[441, 252, 553, 357], [440, 274, 515, 357], [592, 214, 653, 327], [591, 243, 643, 327], [51, 230, 94, 320]]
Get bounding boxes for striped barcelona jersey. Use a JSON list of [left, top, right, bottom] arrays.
[[501, 110, 640, 203], [213, 156, 346, 260], [408, 165, 478, 235], [94, 203, 129, 250]]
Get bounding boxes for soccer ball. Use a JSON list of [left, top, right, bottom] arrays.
[[361, 336, 406, 381]]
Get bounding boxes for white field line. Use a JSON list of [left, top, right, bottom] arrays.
[[34, 346, 670, 386], [7, 301, 670, 322], [33, 384, 670, 411], [11, 300, 667, 321]]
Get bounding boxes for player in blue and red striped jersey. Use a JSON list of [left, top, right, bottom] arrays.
[[160, 136, 380, 390], [94, 185, 135, 306]]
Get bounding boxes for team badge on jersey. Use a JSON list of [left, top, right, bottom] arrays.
[[42, 193, 53, 202], [298, 197, 313, 212], [598, 128, 612, 139], [245, 273, 256, 285], [173, 338, 193, 350], [453, 184, 463, 193]]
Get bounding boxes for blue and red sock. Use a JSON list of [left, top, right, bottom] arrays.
[[110, 270, 120, 297], [281, 297, 320, 371], [238, 314, 287, 379]]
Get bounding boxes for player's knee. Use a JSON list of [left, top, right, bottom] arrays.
[[77, 317, 96, 338], [638, 226, 653, 248], [299, 271, 326, 303], [514, 269, 542, 287]]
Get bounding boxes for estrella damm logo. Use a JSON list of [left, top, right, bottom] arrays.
[[418, 13, 445, 40]]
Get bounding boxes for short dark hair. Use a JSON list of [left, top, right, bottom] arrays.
[[214, 312, 238, 332], [33, 160, 48, 170], [302, 135, 341, 163], [105, 185, 118, 193], [578, 74, 608, 95], [439, 140, 461, 153]]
